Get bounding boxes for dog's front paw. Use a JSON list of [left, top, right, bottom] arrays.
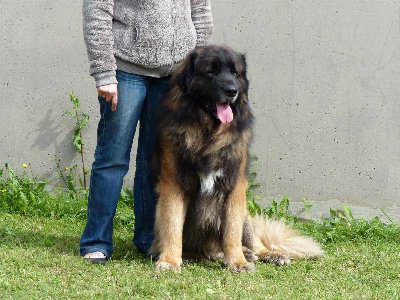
[[260, 253, 291, 266], [227, 261, 255, 273], [155, 259, 181, 273]]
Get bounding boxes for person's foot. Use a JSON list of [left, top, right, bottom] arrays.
[[83, 251, 107, 265]]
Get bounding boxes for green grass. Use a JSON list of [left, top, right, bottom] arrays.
[[1, 164, 400, 299], [1, 213, 399, 299]]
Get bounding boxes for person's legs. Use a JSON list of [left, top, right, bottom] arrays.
[[80, 71, 150, 259], [133, 76, 171, 254]]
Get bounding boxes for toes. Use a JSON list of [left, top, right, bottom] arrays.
[[260, 253, 291, 266], [228, 261, 256, 273], [155, 261, 181, 273]]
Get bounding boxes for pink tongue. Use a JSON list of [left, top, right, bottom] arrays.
[[216, 103, 233, 123]]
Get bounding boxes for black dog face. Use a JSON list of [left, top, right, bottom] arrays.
[[174, 46, 249, 124]]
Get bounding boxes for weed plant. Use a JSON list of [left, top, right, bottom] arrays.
[[63, 92, 90, 190], [0, 163, 86, 219], [0, 164, 133, 228]]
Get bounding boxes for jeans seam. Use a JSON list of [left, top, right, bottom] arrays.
[[142, 84, 151, 247]]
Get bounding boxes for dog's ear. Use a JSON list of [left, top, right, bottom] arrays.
[[238, 53, 249, 80], [173, 50, 198, 95], [238, 53, 249, 93], [239, 54, 247, 77]]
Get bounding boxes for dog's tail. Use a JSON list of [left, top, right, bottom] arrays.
[[251, 215, 323, 262]]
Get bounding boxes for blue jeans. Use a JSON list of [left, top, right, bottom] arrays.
[[80, 70, 170, 258]]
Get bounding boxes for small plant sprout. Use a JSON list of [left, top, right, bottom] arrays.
[[63, 91, 90, 190]]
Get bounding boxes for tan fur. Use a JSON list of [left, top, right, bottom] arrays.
[[221, 155, 255, 272], [152, 142, 189, 272], [252, 215, 324, 264]]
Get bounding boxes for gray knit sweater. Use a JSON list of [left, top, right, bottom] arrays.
[[83, 0, 214, 87]]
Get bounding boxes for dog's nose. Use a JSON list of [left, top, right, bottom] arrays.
[[224, 85, 238, 98]]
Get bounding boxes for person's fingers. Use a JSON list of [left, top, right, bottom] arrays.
[[111, 93, 118, 111], [97, 88, 107, 98], [97, 84, 118, 111], [104, 94, 112, 102]]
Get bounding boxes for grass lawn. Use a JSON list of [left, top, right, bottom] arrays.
[[1, 212, 399, 299]]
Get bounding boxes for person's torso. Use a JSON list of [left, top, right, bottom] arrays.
[[112, 0, 197, 68]]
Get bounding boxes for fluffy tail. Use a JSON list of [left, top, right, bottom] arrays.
[[251, 215, 324, 260]]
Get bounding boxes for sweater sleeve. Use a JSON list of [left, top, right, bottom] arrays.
[[82, 0, 117, 87], [191, 0, 214, 46]]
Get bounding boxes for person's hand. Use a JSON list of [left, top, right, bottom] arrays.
[[98, 84, 118, 111]]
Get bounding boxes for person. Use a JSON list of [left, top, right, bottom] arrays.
[[80, 0, 214, 264]]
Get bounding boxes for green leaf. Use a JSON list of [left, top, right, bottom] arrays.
[[343, 205, 354, 221], [36, 181, 46, 192], [79, 113, 89, 129]]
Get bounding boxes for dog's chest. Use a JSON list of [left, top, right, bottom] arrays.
[[198, 169, 224, 194], [192, 168, 227, 232]]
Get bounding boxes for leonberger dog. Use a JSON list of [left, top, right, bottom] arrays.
[[151, 45, 323, 272]]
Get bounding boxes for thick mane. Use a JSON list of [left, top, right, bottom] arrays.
[[154, 46, 254, 177]]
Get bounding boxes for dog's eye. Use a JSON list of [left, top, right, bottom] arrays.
[[207, 67, 215, 75], [231, 68, 238, 76], [206, 61, 219, 75], [207, 67, 220, 76]]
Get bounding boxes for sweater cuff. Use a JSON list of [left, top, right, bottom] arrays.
[[93, 70, 118, 87]]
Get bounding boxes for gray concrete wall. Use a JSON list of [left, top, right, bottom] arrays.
[[1, 0, 399, 222]]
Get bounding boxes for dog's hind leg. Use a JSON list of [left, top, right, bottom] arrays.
[[241, 215, 257, 262]]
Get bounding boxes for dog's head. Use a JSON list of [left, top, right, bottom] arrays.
[[173, 45, 249, 124]]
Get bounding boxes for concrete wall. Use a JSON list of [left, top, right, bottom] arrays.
[[1, 0, 399, 221]]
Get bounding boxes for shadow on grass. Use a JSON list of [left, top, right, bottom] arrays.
[[1, 224, 80, 255], [0, 220, 152, 264]]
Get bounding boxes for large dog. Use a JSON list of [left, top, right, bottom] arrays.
[[151, 45, 323, 272]]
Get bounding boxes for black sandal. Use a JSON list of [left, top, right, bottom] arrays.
[[83, 252, 107, 265], [85, 257, 107, 265]]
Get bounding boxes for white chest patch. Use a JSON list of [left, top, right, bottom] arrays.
[[199, 169, 224, 194]]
